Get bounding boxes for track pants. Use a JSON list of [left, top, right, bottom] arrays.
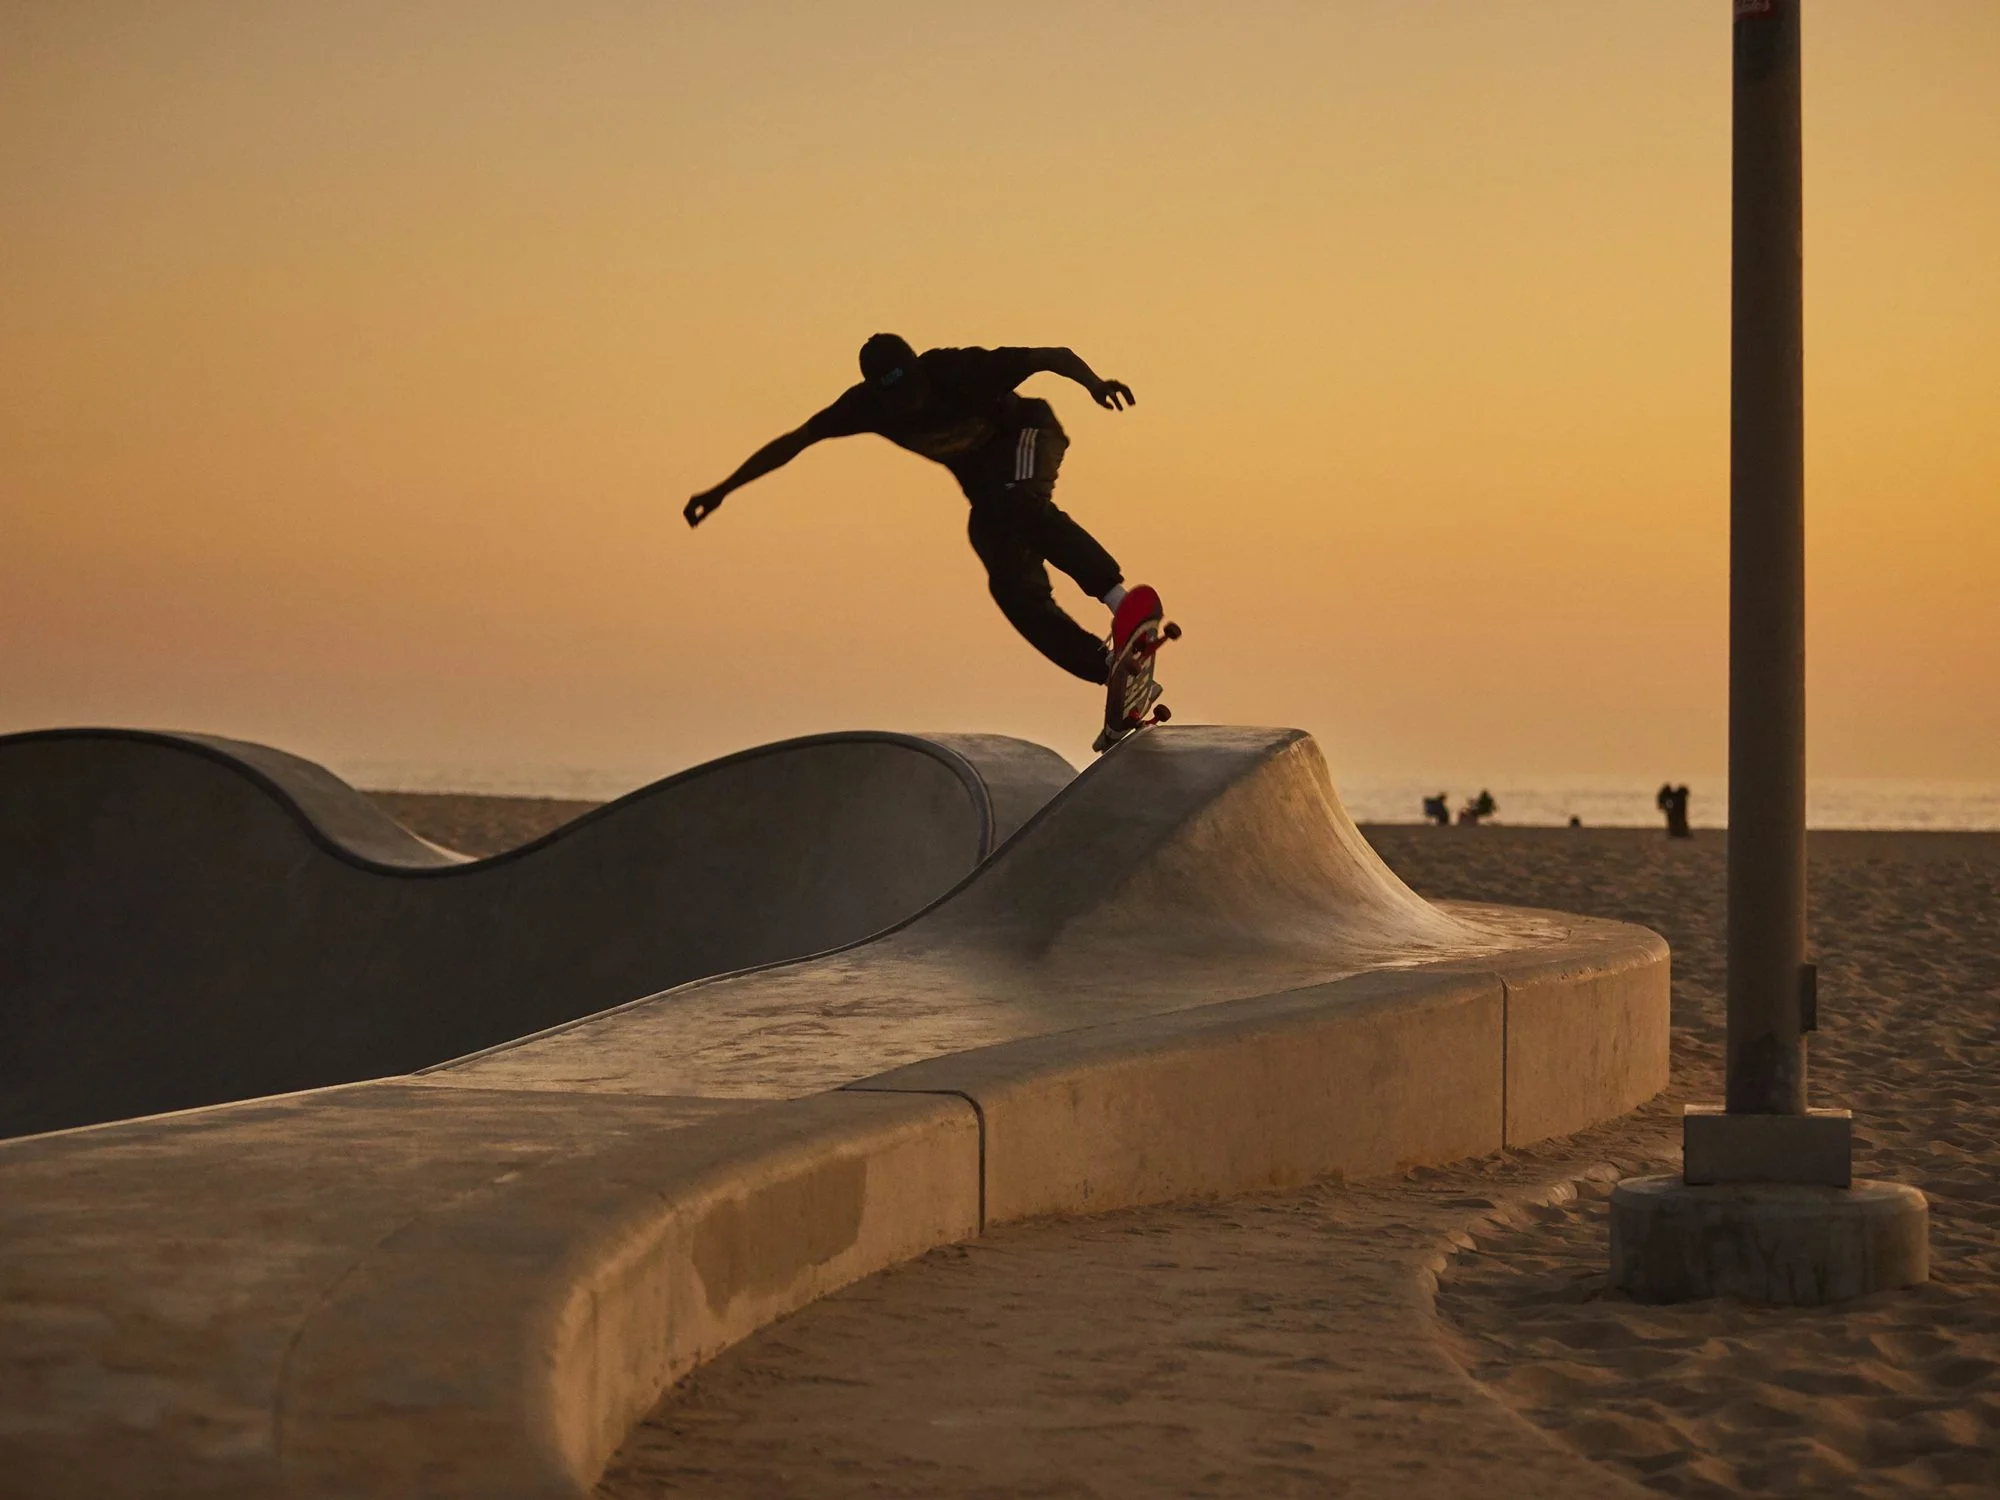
[[959, 425, 1123, 685]]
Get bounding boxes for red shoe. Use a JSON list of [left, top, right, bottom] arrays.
[[1109, 585, 1163, 653]]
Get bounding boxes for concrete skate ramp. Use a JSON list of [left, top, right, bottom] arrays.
[[432, 724, 1536, 1100], [0, 725, 1669, 1500], [0, 728, 1074, 1139]]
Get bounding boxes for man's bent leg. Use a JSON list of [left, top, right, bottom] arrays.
[[1026, 499, 1123, 601], [1008, 426, 1124, 600], [967, 505, 1113, 684], [990, 577, 1115, 684]]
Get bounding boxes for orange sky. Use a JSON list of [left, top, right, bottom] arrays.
[[4, 2, 1996, 785]]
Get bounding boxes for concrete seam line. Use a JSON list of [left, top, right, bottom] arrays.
[[844, 1086, 986, 1232], [273, 1136, 585, 1472], [270, 1212, 414, 1468], [266, 1093, 983, 1496]]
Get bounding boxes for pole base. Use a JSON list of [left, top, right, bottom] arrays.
[[1683, 1103, 1852, 1186], [1610, 1175, 1928, 1306]]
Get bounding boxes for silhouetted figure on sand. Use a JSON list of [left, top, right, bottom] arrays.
[[1422, 794, 1450, 827], [1656, 782, 1693, 838], [685, 335, 1153, 685], [1457, 789, 1496, 826]]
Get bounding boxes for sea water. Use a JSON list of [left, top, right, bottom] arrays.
[[339, 756, 2000, 833]]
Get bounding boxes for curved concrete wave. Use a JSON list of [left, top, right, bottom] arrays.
[[429, 726, 1544, 1101], [0, 727, 1074, 1139], [0, 725, 1668, 1499]]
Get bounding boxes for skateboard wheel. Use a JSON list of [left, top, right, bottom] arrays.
[[1154, 704, 1172, 723], [1162, 621, 1182, 640]]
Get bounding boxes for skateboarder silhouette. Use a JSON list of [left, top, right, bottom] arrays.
[[684, 334, 1164, 688]]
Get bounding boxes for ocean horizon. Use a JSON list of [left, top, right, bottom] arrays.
[[337, 757, 2000, 834]]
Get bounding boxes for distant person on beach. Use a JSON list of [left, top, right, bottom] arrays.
[[684, 335, 1155, 686], [1422, 794, 1450, 827], [1457, 789, 1496, 826], [1656, 783, 1692, 838]]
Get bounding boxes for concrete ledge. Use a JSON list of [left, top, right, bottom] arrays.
[[1484, 916, 1672, 1148], [279, 1090, 979, 1500], [851, 915, 1666, 1225], [0, 1088, 976, 1500], [854, 965, 1507, 1223], [0, 914, 1668, 1497], [0, 915, 1667, 1498]]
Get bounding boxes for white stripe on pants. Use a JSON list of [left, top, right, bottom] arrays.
[[1015, 428, 1036, 482]]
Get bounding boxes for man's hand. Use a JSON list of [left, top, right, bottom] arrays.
[[1033, 348, 1136, 411], [684, 488, 726, 528], [1091, 378, 1136, 412]]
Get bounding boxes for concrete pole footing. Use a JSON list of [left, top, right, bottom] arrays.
[[1609, 1174, 1928, 1306]]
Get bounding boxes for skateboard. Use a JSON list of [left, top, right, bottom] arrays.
[[1092, 587, 1181, 754]]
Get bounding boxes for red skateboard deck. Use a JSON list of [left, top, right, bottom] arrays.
[[1093, 588, 1179, 754]]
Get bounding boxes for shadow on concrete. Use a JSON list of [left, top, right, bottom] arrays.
[[0, 728, 1072, 1138]]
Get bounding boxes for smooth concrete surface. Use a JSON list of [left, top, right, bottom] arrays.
[[1496, 924, 1673, 1147], [425, 728, 1559, 1100], [1609, 1175, 1929, 1306], [0, 727, 1071, 1137], [0, 724, 1671, 1497], [853, 963, 1507, 1222], [283, 1091, 977, 1500], [0, 1084, 976, 1500], [854, 917, 1668, 1225], [1682, 1103, 1855, 1186]]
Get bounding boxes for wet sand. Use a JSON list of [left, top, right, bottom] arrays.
[[364, 797, 2000, 1497]]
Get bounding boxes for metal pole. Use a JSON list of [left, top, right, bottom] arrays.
[[1726, 0, 1807, 1116]]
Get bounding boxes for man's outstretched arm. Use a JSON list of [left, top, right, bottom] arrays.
[[1027, 348, 1135, 411], [684, 402, 855, 527]]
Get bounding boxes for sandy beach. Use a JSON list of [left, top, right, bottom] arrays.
[[1407, 827, 2000, 1499], [368, 796, 2000, 1498]]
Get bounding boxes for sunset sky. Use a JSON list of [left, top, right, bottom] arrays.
[[5, 2, 1996, 789]]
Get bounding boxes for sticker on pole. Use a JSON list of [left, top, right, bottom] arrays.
[[1736, 0, 1773, 14]]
